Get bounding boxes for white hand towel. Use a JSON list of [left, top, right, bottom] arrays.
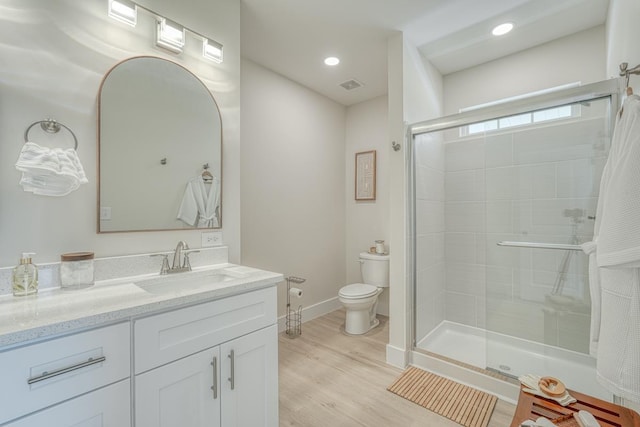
[[15, 142, 88, 196]]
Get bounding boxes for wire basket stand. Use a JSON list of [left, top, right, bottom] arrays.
[[285, 276, 306, 338]]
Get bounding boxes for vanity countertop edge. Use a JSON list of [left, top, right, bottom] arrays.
[[0, 264, 283, 349]]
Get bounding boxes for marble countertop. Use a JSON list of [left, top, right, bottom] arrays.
[[0, 263, 283, 348]]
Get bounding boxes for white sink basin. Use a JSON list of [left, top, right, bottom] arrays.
[[134, 269, 246, 295]]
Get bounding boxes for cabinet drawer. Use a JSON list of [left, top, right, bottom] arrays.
[[0, 322, 131, 425], [135, 287, 276, 374], [4, 379, 131, 427]]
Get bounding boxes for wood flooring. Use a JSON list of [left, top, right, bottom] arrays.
[[278, 309, 515, 427]]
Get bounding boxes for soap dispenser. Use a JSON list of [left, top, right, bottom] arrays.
[[12, 252, 38, 296]]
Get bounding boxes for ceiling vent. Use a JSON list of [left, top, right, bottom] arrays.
[[339, 79, 363, 91]]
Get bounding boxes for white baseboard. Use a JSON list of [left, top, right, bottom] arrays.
[[278, 296, 341, 333], [386, 344, 408, 369]]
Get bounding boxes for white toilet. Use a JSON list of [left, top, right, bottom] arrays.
[[339, 252, 390, 335]]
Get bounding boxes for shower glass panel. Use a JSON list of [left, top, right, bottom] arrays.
[[414, 130, 447, 351], [483, 97, 610, 397], [412, 81, 618, 400]]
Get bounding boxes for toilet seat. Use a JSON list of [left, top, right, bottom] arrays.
[[339, 283, 378, 299]]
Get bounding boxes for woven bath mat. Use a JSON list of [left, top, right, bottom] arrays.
[[388, 366, 497, 427]]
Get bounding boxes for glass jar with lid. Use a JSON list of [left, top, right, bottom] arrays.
[[60, 252, 95, 289]]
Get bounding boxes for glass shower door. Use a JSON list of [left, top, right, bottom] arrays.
[[483, 97, 612, 398]]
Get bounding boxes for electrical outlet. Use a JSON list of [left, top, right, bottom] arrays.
[[201, 231, 222, 247]]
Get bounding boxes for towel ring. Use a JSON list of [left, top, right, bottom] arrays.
[[24, 119, 79, 150]]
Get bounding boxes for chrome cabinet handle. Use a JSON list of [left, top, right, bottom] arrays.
[[210, 356, 218, 399], [27, 356, 106, 385], [228, 350, 235, 390]]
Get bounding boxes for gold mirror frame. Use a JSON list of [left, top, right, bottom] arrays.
[[97, 56, 223, 233]]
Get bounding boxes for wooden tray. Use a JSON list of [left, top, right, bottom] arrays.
[[550, 414, 579, 427], [510, 385, 640, 427]]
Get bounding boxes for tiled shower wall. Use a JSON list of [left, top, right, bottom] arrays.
[[415, 99, 610, 354], [415, 132, 446, 341]]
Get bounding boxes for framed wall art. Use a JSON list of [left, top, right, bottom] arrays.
[[355, 150, 376, 201]]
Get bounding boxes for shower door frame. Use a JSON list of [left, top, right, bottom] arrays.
[[407, 78, 620, 394]]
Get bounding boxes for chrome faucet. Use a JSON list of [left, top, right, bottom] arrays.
[[172, 241, 189, 270], [151, 241, 198, 275]]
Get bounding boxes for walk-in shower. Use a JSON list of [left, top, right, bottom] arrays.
[[409, 79, 620, 402]]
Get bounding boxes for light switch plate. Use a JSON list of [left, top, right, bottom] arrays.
[[201, 231, 222, 247], [100, 207, 112, 220]]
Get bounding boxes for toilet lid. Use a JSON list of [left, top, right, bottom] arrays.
[[339, 283, 378, 299]]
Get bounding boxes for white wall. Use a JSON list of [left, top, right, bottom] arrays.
[[387, 33, 444, 367], [403, 40, 445, 351], [240, 59, 346, 318], [0, 0, 241, 267], [403, 44, 444, 126], [387, 33, 407, 367], [606, 0, 640, 80], [444, 26, 606, 115], [345, 95, 389, 314]]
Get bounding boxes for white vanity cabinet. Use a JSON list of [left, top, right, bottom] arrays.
[[0, 264, 281, 427], [133, 287, 278, 427], [3, 379, 131, 427], [135, 347, 221, 426], [220, 324, 278, 426], [0, 322, 131, 426]]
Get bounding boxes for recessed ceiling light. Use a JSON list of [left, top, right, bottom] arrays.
[[324, 57, 340, 66], [492, 23, 513, 36]]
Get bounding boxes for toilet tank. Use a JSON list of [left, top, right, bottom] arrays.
[[359, 252, 390, 288]]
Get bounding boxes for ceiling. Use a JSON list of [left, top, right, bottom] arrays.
[[240, 0, 609, 106]]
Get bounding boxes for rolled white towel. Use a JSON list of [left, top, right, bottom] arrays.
[[15, 142, 88, 196]]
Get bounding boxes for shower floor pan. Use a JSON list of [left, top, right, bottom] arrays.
[[416, 321, 611, 401]]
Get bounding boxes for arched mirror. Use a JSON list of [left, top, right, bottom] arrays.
[[98, 56, 222, 232]]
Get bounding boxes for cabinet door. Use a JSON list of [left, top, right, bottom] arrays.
[[220, 325, 278, 427], [4, 379, 130, 427], [135, 347, 221, 427]]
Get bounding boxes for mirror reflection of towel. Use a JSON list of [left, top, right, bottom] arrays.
[[177, 175, 220, 228], [15, 142, 88, 196]]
